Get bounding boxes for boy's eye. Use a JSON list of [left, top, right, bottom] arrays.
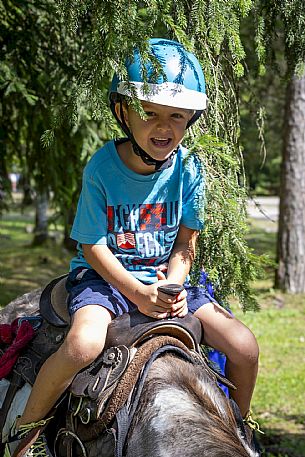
[[144, 111, 156, 117], [172, 113, 184, 119]]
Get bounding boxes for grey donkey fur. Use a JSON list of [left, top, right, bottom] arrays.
[[126, 354, 258, 457]]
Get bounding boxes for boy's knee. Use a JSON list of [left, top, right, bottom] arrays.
[[229, 326, 259, 366], [59, 328, 106, 368]]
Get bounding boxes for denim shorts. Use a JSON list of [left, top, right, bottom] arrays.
[[66, 268, 218, 318]]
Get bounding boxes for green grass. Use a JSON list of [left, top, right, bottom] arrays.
[[1, 204, 305, 456], [234, 304, 305, 457], [232, 218, 305, 457], [0, 205, 70, 307]]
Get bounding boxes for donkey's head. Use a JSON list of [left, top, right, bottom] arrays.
[[126, 354, 259, 457]]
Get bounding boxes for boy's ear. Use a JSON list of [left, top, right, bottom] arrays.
[[114, 102, 129, 127], [189, 110, 196, 120]]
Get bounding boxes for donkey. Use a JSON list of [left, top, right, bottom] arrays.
[[0, 284, 259, 457]]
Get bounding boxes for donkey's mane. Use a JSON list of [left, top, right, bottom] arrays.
[[127, 354, 257, 457]]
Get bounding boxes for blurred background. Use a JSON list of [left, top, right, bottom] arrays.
[[1, 2, 304, 456]]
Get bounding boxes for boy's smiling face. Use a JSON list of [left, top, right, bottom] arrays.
[[116, 100, 194, 163]]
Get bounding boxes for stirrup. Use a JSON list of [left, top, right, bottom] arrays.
[[243, 410, 264, 434]]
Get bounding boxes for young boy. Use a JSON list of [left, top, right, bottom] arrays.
[[13, 38, 259, 455]]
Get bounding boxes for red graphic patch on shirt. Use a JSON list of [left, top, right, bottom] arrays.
[[131, 257, 157, 266], [107, 206, 115, 232], [116, 232, 136, 250], [139, 203, 166, 230]]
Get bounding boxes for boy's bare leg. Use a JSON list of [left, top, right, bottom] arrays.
[[194, 303, 259, 417], [18, 306, 112, 426]]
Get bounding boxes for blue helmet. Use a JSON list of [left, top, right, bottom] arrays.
[[110, 38, 207, 128], [109, 39, 207, 171]]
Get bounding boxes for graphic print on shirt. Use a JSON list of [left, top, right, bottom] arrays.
[[107, 202, 179, 270]]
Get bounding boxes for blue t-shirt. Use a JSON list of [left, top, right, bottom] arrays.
[[70, 140, 205, 283]]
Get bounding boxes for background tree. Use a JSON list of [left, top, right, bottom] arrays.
[[239, 18, 286, 196], [0, 0, 106, 245], [275, 71, 305, 292], [256, 0, 305, 293]]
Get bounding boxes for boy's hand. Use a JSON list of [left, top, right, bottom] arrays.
[[157, 271, 188, 318], [135, 271, 188, 319]]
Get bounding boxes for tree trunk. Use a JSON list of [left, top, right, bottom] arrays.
[[21, 175, 34, 208], [0, 151, 10, 214], [32, 189, 49, 245], [275, 72, 305, 292], [0, 133, 12, 214], [63, 206, 77, 251]]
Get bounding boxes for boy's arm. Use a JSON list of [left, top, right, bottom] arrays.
[[82, 243, 178, 319], [165, 225, 198, 317], [167, 225, 199, 284]]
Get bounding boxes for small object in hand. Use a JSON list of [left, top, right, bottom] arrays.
[[157, 284, 184, 296]]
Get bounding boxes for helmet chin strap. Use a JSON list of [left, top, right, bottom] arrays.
[[119, 102, 177, 172], [130, 138, 177, 171]]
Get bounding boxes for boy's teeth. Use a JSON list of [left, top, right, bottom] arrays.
[[152, 138, 171, 146]]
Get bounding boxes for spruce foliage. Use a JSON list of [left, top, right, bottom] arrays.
[[256, 0, 305, 75]]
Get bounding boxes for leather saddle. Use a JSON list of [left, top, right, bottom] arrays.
[[37, 274, 203, 425], [39, 274, 203, 351]]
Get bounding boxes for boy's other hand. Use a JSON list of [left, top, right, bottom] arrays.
[[135, 271, 188, 319]]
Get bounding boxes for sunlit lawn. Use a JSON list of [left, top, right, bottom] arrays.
[[0, 203, 304, 456]]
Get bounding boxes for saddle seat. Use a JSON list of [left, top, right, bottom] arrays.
[[39, 274, 203, 351]]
